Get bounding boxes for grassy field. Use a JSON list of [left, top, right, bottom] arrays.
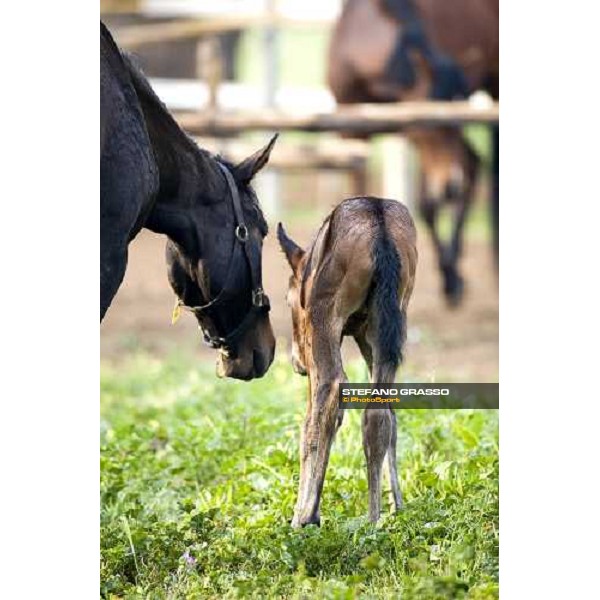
[[101, 355, 498, 599], [101, 20, 498, 598]]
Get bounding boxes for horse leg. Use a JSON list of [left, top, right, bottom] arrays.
[[420, 196, 442, 256], [292, 370, 346, 527], [420, 196, 455, 300], [443, 137, 482, 306], [362, 406, 392, 523], [356, 327, 402, 513], [360, 315, 403, 522], [442, 194, 470, 306], [387, 410, 403, 512], [292, 317, 346, 528], [491, 124, 499, 265], [421, 191, 466, 306], [293, 380, 314, 526], [293, 367, 343, 521]]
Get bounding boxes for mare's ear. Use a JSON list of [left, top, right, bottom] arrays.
[[277, 222, 304, 272], [234, 134, 278, 183]]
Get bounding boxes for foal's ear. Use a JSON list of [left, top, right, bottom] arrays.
[[277, 222, 304, 272], [234, 134, 278, 183]]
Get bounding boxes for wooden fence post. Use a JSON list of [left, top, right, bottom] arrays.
[[257, 0, 280, 218], [196, 35, 223, 113], [381, 135, 416, 209]]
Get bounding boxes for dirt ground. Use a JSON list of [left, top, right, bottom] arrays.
[[101, 197, 498, 382]]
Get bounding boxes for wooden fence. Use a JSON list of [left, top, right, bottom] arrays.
[[176, 101, 499, 137]]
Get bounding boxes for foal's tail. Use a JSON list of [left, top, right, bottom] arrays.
[[371, 207, 406, 384]]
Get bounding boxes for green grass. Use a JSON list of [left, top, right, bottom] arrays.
[[101, 354, 498, 599]]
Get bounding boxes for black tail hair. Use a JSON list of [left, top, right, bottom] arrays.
[[371, 205, 405, 381]]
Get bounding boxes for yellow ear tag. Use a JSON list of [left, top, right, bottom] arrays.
[[171, 299, 182, 325]]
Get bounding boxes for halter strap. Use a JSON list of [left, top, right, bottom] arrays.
[[176, 163, 270, 354]]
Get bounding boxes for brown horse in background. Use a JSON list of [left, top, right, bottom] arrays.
[[328, 0, 498, 305]]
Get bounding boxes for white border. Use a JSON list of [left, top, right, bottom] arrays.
[[0, 2, 98, 596], [501, 0, 600, 597]]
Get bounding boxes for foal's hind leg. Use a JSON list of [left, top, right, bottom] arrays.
[[362, 408, 392, 523], [356, 327, 397, 522], [387, 410, 403, 511]]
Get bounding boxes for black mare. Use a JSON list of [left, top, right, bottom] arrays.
[[100, 22, 277, 380]]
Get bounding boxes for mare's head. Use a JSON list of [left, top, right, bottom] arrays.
[[276, 223, 309, 376], [163, 137, 278, 380]]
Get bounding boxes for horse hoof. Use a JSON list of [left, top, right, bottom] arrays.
[[302, 517, 321, 528], [444, 274, 464, 307], [291, 514, 321, 528]]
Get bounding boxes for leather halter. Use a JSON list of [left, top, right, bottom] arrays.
[[177, 163, 270, 354]]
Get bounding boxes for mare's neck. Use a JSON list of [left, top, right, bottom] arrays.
[[124, 53, 227, 209]]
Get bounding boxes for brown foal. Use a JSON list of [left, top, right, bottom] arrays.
[[278, 197, 418, 526]]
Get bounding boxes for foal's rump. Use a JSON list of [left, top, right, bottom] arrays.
[[325, 198, 417, 381], [327, 197, 417, 302]]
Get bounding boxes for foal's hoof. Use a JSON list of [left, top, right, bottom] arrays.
[[291, 514, 321, 528]]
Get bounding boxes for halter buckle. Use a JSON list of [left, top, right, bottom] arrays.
[[235, 224, 249, 242]]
